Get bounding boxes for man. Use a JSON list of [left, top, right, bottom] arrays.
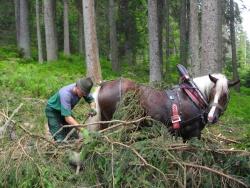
[[45, 77, 96, 142]]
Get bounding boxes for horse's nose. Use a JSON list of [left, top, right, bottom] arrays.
[[208, 115, 218, 124], [208, 115, 214, 123]]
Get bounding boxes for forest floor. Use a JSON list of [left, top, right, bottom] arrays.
[[1, 50, 250, 187]]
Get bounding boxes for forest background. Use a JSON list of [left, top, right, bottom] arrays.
[[0, 0, 250, 187]]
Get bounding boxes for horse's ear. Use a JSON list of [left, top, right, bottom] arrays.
[[209, 74, 218, 84], [228, 79, 240, 87]]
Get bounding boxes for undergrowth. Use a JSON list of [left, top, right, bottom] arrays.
[[1, 47, 250, 187], [0, 92, 249, 187]]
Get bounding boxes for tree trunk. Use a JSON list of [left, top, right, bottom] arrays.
[[82, 0, 102, 83], [109, 0, 119, 72], [201, 0, 222, 75], [164, 0, 170, 74], [44, 0, 58, 61], [188, 0, 200, 77], [180, 0, 187, 66], [19, 0, 31, 58], [217, 0, 223, 72], [148, 0, 162, 83], [36, 0, 44, 63], [63, 0, 70, 55], [118, 0, 135, 64], [14, 0, 20, 47], [77, 0, 84, 55], [229, 0, 240, 91], [157, 0, 164, 74]]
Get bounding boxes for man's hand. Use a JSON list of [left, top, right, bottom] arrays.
[[88, 109, 97, 117]]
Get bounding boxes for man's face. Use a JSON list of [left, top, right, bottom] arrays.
[[76, 86, 86, 98]]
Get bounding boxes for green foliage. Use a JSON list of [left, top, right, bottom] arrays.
[[0, 46, 19, 60], [0, 139, 91, 188], [239, 65, 250, 87], [1, 46, 250, 187], [0, 55, 85, 98], [0, 1, 15, 46], [77, 127, 250, 187], [0, 51, 156, 98]]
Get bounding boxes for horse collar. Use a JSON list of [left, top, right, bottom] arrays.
[[166, 84, 209, 130]]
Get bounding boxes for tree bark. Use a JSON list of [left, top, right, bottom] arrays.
[[157, 0, 164, 74], [19, 0, 31, 58], [164, 0, 170, 74], [14, 0, 20, 47], [44, 0, 58, 61], [77, 0, 84, 55], [82, 0, 102, 83], [109, 0, 119, 72], [188, 0, 200, 77], [217, 0, 223, 72], [148, 0, 162, 82], [118, 0, 135, 64], [63, 0, 70, 55], [36, 0, 44, 63], [229, 0, 240, 91], [180, 0, 187, 66], [201, 0, 222, 75]]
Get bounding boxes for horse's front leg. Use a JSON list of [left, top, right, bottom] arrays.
[[181, 121, 202, 142]]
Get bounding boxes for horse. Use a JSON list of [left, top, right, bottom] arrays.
[[88, 74, 239, 141]]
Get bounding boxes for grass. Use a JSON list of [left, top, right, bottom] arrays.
[[1, 47, 250, 187], [1, 47, 250, 143]]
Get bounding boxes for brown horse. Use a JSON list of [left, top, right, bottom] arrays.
[[89, 74, 239, 141]]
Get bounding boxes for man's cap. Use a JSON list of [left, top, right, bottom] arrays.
[[76, 77, 93, 96]]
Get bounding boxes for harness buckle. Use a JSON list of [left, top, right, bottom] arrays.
[[171, 115, 181, 123]]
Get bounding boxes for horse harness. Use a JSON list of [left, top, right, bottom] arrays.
[[166, 81, 209, 130]]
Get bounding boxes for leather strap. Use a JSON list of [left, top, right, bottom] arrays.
[[183, 88, 206, 109], [166, 88, 182, 130], [181, 83, 207, 110], [171, 104, 181, 129]]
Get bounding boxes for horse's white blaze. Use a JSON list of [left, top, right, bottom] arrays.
[[193, 74, 228, 122], [86, 86, 101, 131], [208, 92, 220, 121]]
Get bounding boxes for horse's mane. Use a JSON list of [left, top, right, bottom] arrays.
[[193, 74, 228, 99]]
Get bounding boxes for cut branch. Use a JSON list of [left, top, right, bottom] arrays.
[[0, 103, 23, 138], [183, 162, 249, 188]]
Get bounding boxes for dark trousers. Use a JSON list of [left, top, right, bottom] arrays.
[[45, 105, 78, 141]]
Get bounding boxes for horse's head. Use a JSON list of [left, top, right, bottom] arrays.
[[207, 74, 240, 123]]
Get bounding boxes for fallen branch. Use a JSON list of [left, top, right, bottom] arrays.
[[99, 116, 151, 133], [52, 116, 152, 138], [17, 124, 55, 146], [0, 111, 16, 124], [167, 144, 250, 155], [208, 133, 240, 144], [63, 128, 77, 142], [183, 162, 249, 188], [103, 135, 169, 184], [0, 103, 23, 138]]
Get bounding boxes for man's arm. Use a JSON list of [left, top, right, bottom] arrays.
[[65, 116, 80, 130]]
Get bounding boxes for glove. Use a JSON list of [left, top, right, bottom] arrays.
[[88, 109, 97, 117]]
